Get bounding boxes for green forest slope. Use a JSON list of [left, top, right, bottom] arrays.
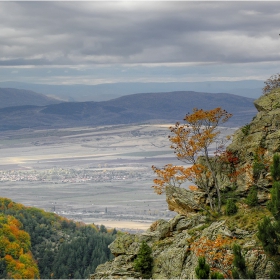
[[0, 197, 116, 279]]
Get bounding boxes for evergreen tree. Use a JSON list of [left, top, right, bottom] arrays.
[[232, 268, 240, 279], [210, 271, 224, 279], [225, 199, 238, 216], [245, 185, 258, 207], [271, 153, 280, 181], [257, 153, 280, 278], [74, 271, 82, 279], [258, 217, 279, 256], [133, 241, 153, 279], [267, 181, 280, 221], [195, 256, 210, 279], [233, 244, 246, 274], [232, 243, 255, 279], [0, 259, 7, 279], [99, 224, 107, 233]]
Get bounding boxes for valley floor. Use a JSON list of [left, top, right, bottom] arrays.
[[0, 123, 237, 230]]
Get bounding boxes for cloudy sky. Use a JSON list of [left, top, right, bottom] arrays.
[[0, 1, 280, 85]]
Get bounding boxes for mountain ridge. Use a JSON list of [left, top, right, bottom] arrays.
[[0, 80, 263, 101], [0, 87, 61, 108], [0, 90, 257, 130]]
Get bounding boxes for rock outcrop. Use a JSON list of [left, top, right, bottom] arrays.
[[195, 88, 280, 202], [91, 90, 280, 279], [165, 185, 207, 215], [91, 209, 272, 279], [227, 88, 280, 196]]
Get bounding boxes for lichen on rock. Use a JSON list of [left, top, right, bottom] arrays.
[[166, 185, 207, 215], [91, 208, 271, 279]]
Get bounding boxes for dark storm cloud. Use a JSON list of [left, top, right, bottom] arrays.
[[0, 1, 280, 67]]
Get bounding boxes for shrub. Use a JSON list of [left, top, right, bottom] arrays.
[[263, 73, 280, 95], [195, 256, 210, 279], [252, 161, 266, 180], [245, 186, 258, 207], [133, 241, 153, 279], [225, 199, 238, 216], [241, 124, 250, 136], [210, 271, 224, 279]]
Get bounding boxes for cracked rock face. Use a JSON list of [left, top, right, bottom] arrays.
[[91, 213, 271, 279], [227, 88, 280, 196]]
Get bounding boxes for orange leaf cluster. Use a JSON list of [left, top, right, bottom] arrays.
[[191, 234, 235, 278], [168, 108, 232, 164], [189, 185, 199, 191], [152, 163, 208, 194]]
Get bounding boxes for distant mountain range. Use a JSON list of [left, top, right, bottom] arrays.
[[0, 80, 263, 101], [0, 87, 61, 108], [0, 89, 257, 130]]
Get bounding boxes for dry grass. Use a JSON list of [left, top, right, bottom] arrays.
[[221, 203, 271, 232]]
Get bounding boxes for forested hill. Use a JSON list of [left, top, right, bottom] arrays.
[[0, 197, 116, 279]]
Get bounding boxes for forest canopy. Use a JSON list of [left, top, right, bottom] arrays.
[[0, 197, 116, 279]]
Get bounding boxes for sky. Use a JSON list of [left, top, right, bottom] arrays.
[[0, 1, 280, 85]]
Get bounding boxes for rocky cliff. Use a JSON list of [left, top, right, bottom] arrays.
[[91, 206, 272, 279], [227, 88, 280, 198], [91, 90, 279, 279]]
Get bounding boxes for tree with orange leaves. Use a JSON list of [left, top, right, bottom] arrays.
[[152, 107, 232, 213]]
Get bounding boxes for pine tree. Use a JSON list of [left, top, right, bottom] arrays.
[[225, 199, 238, 216], [267, 181, 280, 221], [195, 256, 210, 279], [233, 244, 246, 273], [0, 259, 7, 279], [210, 271, 224, 279], [245, 185, 258, 207], [232, 243, 255, 279], [257, 153, 280, 278], [257, 216, 279, 255], [133, 241, 153, 279], [271, 153, 280, 181]]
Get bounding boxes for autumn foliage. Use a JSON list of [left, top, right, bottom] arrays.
[[152, 107, 232, 213], [0, 197, 116, 279], [191, 234, 235, 278], [0, 214, 39, 279]]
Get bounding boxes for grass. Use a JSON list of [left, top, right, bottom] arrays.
[[220, 202, 271, 232], [188, 223, 210, 236]]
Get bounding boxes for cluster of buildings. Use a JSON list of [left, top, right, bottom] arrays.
[[0, 168, 150, 183]]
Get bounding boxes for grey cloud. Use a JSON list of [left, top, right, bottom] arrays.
[[0, 1, 280, 66]]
